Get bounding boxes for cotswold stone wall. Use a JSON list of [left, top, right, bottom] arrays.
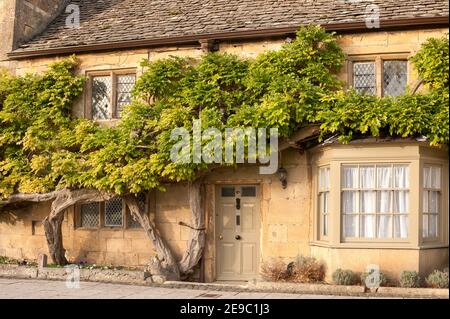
[[0, 0, 69, 71]]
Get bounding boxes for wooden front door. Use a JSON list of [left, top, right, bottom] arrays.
[[216, 185, 260, 281]]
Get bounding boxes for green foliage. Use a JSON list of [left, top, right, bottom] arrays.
[[411, 37, 449, 90], [399, 270, 421, 288], [426, 269, 449, 288], [0, 26, 448, 199], [332, 269, 357, 286]]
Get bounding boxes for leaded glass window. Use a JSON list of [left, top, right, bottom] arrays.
[[353, 62, 376, 94], [383, 60, 407, 97], [92, 76, 112, 120], [105, 197, 124, 227], [89, 70, 136, 120], [116, 74, 136, 117], [80, 202, 100, 228]]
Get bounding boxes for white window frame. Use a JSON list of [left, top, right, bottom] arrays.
[[341, 163, 410, 241], [85, 69, 137, 120], [422, 165, 442, 241], [318, 166, 330, 239], [348, 54, 409, 97]]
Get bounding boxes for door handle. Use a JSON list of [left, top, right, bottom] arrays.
[[235, 235, 241, 240]]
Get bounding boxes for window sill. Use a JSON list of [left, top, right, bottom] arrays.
[[311, 240, 449, 250]]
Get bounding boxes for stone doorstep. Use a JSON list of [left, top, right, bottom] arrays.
[[0, 265, 448, 298]]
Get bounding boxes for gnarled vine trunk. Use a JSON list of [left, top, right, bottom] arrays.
[[3, 182, 206, 281], [178, 181, 206, 275], [42, 189, 114, 265], [124, 194, 180, 280]]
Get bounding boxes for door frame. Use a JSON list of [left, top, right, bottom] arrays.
[[203, 181, 263, 282]]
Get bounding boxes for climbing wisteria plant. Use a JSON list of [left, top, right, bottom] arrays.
[[0, 26, 448, 278]]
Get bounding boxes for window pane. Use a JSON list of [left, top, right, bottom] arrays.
[[429, 191, 439, 213], [105, 197, 123, 227], [377, 166, 392, 189], [92, 76, 112, 120], [393, 191, 409, 213], [423, 167, 432, 188], [361, 215, 376, 238], [360, 166, 375, 189], [344, 215, 357, 237], [423, 191, 429, 213], [431, 166, 441, 189], [242, 186, 257, 197], [378, 215, 392, 238], [360, 191, 376, 213], [320, 193, 329, 214], [116, 74, 136, 118], [429, 215, 438, 237], [393, 165, 409, 188], [343, 191, 358, 213], [423, 215, 429, 238], [394, 215, 408, 238], [354, 62, 376, 94], [319, 167, 330, 190], [383, 60, 407, 97], [377, 191, 391, 213], [221, 187, 235, 197], [81, 203, 100, 228], [343, 166, 358, 188]]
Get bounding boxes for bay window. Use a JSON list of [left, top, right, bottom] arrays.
[[342, 164, 409, 239]]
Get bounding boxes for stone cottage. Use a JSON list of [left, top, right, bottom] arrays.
[[0, 0, 448, 282]]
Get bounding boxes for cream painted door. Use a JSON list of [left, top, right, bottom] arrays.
[[216, 185, 260, 281]]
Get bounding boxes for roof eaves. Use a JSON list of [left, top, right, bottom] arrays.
[[8, 16, 449, 60]]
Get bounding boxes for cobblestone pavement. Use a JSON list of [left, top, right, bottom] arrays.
[[0, 278, 398, 299]]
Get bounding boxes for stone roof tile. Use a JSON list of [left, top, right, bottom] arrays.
[[13, 0, 449, 53]]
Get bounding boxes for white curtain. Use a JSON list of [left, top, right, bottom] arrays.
[[431, 167, 441, 189], [360, 191, 375, 238], [344, 215, 357, 237], [343, 167, 358, 188], [378, 215, 392, 238], [361, 166, 375, 189], [377, 166, 391, 188], [319, 167, 330, 190], [343, 191, 357, 214], [378, 191, 391, 213], [394, 215, 408, 239], [394, 165, 409, 188], [393, 191, 409, 213]]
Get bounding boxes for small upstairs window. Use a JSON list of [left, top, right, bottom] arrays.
[[350, 56, 408, 97]]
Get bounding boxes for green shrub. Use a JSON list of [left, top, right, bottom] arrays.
[[332, 269, 357, 286], [360, 270, 388, 287], [291, 256, 326, 283], [426, 269, 449, 288], [399, 271, 421, 288]]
